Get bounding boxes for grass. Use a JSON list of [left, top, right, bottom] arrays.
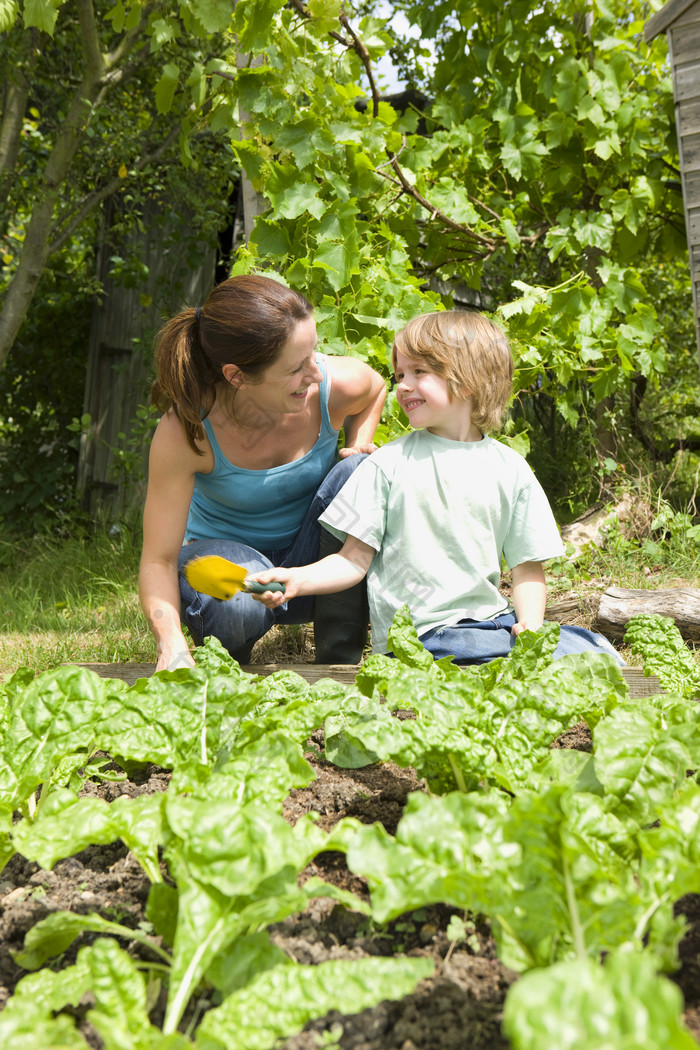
[[0, 520, 157, 678], [0, 517, 319, 679], [1, 484, 698, 680]]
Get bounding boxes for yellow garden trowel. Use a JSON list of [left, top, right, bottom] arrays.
[[184, 555, 286, 601]]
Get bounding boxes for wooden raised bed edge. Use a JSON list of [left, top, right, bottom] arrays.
[[75, 661, 663, 698]]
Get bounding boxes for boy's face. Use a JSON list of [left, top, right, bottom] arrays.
[[394, 350, 470, 438]]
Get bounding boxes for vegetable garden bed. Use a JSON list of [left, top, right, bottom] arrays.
[[1, 611, 699, 1049]]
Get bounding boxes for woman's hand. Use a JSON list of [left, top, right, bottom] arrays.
[[339, 442, 378, 457], [327, 358, 386, 450], [156, 644, 196, 673]]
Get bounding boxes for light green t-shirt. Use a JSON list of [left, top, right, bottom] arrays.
[[319, 429, 565, 654]]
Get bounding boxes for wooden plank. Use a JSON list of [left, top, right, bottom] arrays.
[[680, 167, 700, 199], [686, 205, 700, 240], [677, 95, 700, 135], [674, 64, 700, 102], [670, 18, 700, 58], [75, 662, 360, 687], [75, 661, 663, 698], [678, 129, 700, 171], [645, 0, 699, 42]]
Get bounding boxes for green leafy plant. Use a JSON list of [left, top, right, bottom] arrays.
[[624, 615, 700, 700]]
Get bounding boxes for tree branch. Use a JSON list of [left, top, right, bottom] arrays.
[[48, 125, 182, 256]]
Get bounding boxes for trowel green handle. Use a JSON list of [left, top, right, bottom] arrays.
[[245, 580, 286, 594]]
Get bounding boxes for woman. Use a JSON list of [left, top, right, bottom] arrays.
[[139, 274, 386, 672]]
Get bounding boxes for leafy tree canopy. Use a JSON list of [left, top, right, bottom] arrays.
[[1, 0, 696, 519]]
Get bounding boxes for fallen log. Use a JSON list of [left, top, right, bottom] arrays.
[[595, 587, 700, 643]]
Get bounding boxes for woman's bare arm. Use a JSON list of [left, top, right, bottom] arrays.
[[138, 413, 204, 671], [326, 357, 387, 454]]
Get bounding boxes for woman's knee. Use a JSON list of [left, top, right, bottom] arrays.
[[178, 540, 275, 653]]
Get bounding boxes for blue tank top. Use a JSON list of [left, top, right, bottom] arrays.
[[185, 353, 339, 550]]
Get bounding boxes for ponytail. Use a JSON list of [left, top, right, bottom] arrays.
[[151, 309, 219, 453]]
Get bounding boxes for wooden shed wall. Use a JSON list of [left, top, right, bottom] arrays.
[[77, 205, 216, 520], [665, 0, 700, 365]]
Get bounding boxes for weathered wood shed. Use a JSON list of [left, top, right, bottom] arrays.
[[646, 0, 700, 365], [77, 202, 216, 520]]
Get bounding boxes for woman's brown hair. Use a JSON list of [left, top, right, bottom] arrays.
[[151, 274, 313, 452], [392, 310, 514, 433]]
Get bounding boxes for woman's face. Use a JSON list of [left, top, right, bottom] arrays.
[[233, 314, 323, 415]]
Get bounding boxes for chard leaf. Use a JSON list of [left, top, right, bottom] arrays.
[[11, 788, 165, 882], [386, 603, 436, 671], [345, 789, 510, 923], [324, 693, 386, 768], [2, 939, 191, 1049], [183, 730, 316, 804], [195, 956, 434, 1050], [624, 615, 700, 701], [502, 948, 698, 1050], [490, 621, 561, 681], [206, 931, 291, 997], [326, 654, 605, 794], [0, 666, 128, 807], [0, 1012, 89, 1048], [537, 650, 626, 722], [0, 944, 92, 1016], [347, 784, 676, 971], [84, 937, 155, 1049], [12, 910, 172, 971], [592, 702, 694, 823], [640, 779, 700, 904], [162, 796, 363, 1033], [494, 787, 647, 970], [147, 882, 179, 946], [355, 651, 412, 697]]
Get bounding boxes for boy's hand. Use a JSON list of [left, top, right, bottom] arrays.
[[511, 620, 541, 637], [248, 568, 297, 607]]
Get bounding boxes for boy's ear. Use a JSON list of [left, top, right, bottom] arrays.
[[222, 363, 244, 387]]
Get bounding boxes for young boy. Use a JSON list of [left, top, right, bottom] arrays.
[[253, 310, 622, 665]]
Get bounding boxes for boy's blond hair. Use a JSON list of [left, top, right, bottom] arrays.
[[392, 310, 514, 433]]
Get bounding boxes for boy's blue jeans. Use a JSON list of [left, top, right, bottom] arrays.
[[418, 612, 625, 665], [178, 455, 366, 663]]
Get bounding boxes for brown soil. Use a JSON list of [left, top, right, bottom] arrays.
[[1, 739, 698, 1048]]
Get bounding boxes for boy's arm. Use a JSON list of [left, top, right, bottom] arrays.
[[510, 560, 547, 635], [250, 534, 376, 608]]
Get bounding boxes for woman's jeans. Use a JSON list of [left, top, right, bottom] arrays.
[[178, 456, 366, 663], [418, 612, 625, 666]]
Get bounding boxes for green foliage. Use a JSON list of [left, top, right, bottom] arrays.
[[213, 2, 686, 415], [3, 0, 698, 522], [0, 288, 92, 528], [503, 948, 699, 1050], [0, 0, 235, 528], [0, 638, 432, 1043], [624, 614, 700, 700], [2, 608, 700, 1045], [329, 607, 624, 794]]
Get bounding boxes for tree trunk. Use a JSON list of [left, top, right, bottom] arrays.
[[595, 587, 700, 642], [0, 30, 39, 226], [0, 0, 147, 370]]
